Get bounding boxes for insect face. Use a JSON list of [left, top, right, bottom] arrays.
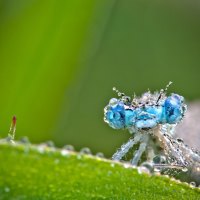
[[104, 87, 186, 131], [104, 98, 126, 129], [164, 94, 187, 124]]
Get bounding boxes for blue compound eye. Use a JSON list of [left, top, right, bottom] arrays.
[[164, 94, 186, 124], [104, 99, 125, 129], [124, 109, 136, 127]]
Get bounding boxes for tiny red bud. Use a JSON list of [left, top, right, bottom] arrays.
[[12, 116, 17, 126]]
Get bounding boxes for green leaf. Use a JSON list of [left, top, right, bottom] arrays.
[[0, 142, 199, 199]]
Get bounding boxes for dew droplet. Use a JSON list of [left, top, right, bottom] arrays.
[[182, 167, 188, 172], [122, 96, 131, 103], [96, 152, 104, 158], [196, 167, 200, 172], [137, 166, 151, 175], [46, 141, 55, 147], [176, 138, 184, 143], [141, 162, 154, 173], [153, 155, 166, 164], [183, 161, 189, 166], [19, 137, 30, 144], [80, 147, 92, 155], [190, 182, 196, 187], [109, 98, 118, 106], [118, 92, 121, 97], [63, 145, 74, 151]]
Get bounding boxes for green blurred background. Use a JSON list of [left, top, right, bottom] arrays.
[[0, 0, 199, 157]]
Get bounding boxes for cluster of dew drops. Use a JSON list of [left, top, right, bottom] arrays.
[[0, 116, 200, 189], [0, 135, 199, 189]]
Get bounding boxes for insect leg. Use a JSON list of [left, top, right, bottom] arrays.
[[131, 134, 149, 166], [146, 144, 156, 162], [112, 132, 142, 161]]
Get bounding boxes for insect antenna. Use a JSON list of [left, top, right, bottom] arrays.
[[153, 163, 184, 170], [131, 93, 137, 105], [156, 81, 173, 105], [113, 87, 132, 104], [112, 87, 125, 97]]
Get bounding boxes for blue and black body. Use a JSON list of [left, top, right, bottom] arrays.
[[103, 83, 189, 168], [104, 84, 200, 184]]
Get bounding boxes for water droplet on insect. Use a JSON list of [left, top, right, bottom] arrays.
[[60, 149, 70, 156], [176, 138, 184, 143], [118, 92, 121, 97], [63, 145, 74, 151], [109, 98, 118, 106], [80, 147, 92, 155], [96, 152, 104, 158], [122, 96, 131, 103], [183, 161, 189, 166], [170, 158, 175, 162], [196, 166, 200, 172], [182, 167, 188, 172], [153, 155, 166, 164]]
